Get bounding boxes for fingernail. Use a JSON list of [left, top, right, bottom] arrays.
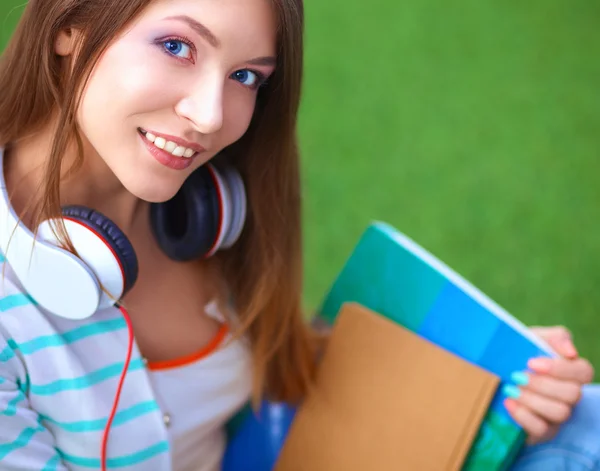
[[510, 371, 529, 386], [502, 384, 521, 399], [528, 357, 551, 373]]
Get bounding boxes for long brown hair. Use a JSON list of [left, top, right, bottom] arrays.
[[0, 0, 319, 403]]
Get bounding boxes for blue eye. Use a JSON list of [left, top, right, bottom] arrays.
[[163, 40, 192, 60], [231, 69, 263, 89]]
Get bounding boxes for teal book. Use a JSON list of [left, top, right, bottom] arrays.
[[316, 221, 556, 470]]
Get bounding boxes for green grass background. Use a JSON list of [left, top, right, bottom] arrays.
[[2, 1, 599, 372], [299, 0, 600, 374]]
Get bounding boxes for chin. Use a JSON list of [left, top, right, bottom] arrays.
[[123, 177, 182, 204]]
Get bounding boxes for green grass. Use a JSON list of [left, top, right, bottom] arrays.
[[300, 0, 600, 373], [1, 1, 599, 372]]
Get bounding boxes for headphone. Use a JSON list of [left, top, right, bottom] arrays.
[[0, 147, 247, 321]]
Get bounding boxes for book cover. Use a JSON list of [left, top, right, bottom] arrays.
[[316, 221, 556, 470]]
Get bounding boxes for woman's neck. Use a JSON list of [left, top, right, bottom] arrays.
[[4, 125, 146, 233]]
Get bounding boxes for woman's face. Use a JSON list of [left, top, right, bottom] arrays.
[[73, 0, 277, 202]]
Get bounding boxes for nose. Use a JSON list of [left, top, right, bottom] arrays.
[[175, 76, 224, 135]]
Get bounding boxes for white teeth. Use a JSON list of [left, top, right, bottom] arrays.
[[142, 131, 196, 158], [164, 141, 177, 153]]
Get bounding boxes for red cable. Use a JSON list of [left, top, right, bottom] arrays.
[[101, 304, 134, 471]]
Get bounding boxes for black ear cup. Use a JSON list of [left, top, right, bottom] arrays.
[[150, 165, 222, 261], [61, 206, 139, 294], [59, 164, 244, 280]]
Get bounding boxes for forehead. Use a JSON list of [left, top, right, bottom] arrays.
[[132, 0, 278, 55]]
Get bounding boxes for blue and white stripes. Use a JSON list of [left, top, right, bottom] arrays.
[[59, 440, 170, 468], [0, 292, 37, 311], [7, 318, 127, 355], [0, 262, 172, 470], [39, 400, 161, 433]]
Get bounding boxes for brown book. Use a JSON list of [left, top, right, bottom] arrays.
[[275, 302, 500, 471]]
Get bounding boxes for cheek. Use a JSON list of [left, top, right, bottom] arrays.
[[78, 41, 176, 127], [222, 89, 258, 143]]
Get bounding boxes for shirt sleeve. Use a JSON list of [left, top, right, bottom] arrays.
[[0, 330, 68, 470]]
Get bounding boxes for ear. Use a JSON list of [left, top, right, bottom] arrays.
[[55, 28, 83, 56]]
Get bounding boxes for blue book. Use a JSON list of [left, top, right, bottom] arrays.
[[316, 221, 556, 470]]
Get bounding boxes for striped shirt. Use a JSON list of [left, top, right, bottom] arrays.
[[0, 255, 252, 470]]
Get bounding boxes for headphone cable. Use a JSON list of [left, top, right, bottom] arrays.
[[101, 303, 134, 471]]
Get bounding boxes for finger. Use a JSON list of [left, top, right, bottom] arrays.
[[528, 357, 595, 384], [526, 424, 560, 446], [510, 371, 582, 405], [504, 398, 556, 442], [504, 385, 572, 424], [530, 326, 578, 358], [551, 337, 578, 359]]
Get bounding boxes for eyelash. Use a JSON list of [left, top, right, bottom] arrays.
[[156, 36, 269, 91], [157, 35, 196, 63], [233, 69, 268, 90]]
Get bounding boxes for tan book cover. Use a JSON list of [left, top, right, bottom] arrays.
[[275, 303, 500, 471]]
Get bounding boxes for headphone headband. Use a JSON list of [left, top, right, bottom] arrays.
[[0, 147, 247, 320]]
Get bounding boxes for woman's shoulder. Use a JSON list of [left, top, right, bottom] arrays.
[[0, 257, 133, 383], [0, 258, 110, 346], [0, 260, 47, 332], [0, 258, 53, 379]]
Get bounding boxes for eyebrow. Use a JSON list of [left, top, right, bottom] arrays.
[[163, 15, 276, 67], [164, 15, 220, 48], [247, 56, 277, 67]]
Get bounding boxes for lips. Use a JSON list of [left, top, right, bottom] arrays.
[[138, 128, 202, 159], [138, 128, 203, 170]]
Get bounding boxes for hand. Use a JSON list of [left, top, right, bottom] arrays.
[[502, 326, 595, 445]]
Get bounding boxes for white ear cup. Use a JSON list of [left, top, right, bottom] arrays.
[[0, 150, 101, 319], [0, 222, 101, 320], [37, 218, 126, 313], [220, 167, 246, 249]]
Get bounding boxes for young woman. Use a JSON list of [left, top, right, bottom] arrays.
[[0, 0, 597, 470]]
